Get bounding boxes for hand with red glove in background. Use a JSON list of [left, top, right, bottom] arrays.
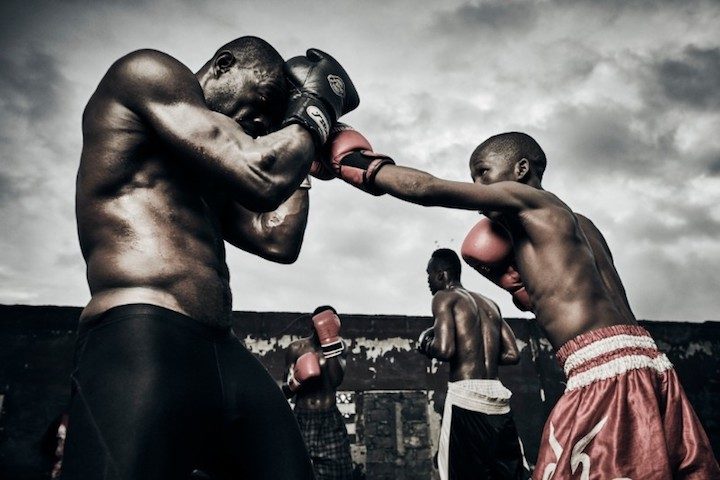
[[311, 305, 346, 358], [286, 351, 322, 393]]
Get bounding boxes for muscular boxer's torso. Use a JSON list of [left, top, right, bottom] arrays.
[[76, 58, 232, 326], [443, 288, 503, 382], [499, 193, 637, 349], [288, 338, 340, 410]]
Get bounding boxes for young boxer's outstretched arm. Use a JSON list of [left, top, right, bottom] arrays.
[[374, 165, 543, 213], [101, 49, 314, 212]]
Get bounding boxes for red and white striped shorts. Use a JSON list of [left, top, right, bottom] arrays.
[[534, 324, 719, 480]]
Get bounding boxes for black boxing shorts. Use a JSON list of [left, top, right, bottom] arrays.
[[437, 380, 526, 480], [60, 304, 315, 480]]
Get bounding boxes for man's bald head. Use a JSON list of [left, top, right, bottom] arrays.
[[212, 36, 284, 75], [471, 132, 547, 183]]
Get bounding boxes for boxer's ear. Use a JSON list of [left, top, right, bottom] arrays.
[[515, 158, 530, 182], [214, 51, 235, 75]]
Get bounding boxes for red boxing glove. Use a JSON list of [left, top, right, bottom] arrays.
[[322, 124, 394, 195], [312, 307, 345, 358], [289, 352, 321, 392], [461, 217, 533, 312]]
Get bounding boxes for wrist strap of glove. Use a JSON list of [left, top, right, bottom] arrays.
[[282, 93, 334, 147], [337, 150, 395, 196], [321, 338, 345, 358]]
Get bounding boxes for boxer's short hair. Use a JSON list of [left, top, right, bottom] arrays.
[[431, 248, 462, 280], [474, 132, 547, 180], [215, 36, 284, 71]]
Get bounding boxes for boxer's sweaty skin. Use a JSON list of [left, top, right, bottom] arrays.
[[375, 152, 637, 349], [284, 335, 346, 410], [425, 269, 519, 381], [76, 49, 314, 326]]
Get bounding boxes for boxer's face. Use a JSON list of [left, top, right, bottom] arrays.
[[205, 63, 286, 137], [470, 149, 518, 217], [426, 260, 444, 295], [470, 150, 517, 186]]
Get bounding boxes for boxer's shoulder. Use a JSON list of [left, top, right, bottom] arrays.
[[99, 49, 201, 108], [432, 289, 461, 311]]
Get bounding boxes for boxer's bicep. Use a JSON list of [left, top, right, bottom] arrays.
[[431, 295, 456, 360], [324, 356, 346, 388]]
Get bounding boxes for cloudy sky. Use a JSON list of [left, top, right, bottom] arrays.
[[1, 0, 719, 321]]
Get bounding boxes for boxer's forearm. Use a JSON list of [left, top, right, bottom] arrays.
[[373, 165, 441, 206], [222, 189, 309, 264], [426, 334, 455, 361], [235, 125, 315, 211], [324, 356, 346, 388], [374, 165, 529, 213]]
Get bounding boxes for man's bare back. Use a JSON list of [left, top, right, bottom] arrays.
[[419, 249, 524, 479], [420, 249, 520, 380]]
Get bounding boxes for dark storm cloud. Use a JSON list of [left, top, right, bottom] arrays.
[[708, 156, 720, 174], [0, 51, 64, 118], [434, 1, 538, 34], [554, 0, 709, 9], [0, 173, 17, 202], [654, 46, 720, 110], [626, 200, 720, 244], [535, 104, 677, 176]]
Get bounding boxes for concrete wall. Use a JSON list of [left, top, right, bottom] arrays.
[[1, 305, 718, 479]]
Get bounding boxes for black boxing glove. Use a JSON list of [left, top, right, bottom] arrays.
[[417, 327, 435, 357], [282, 49, 360, 146]]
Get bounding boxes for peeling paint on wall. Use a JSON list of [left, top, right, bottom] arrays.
[[681, 341, 714, 359], [351, 337, 413, 361]]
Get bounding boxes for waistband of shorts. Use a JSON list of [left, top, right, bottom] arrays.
[[77, 303, 232, 341], [446, 379, 512, 415], [556, 324, 673, 391], [293, 404, 341, 417]]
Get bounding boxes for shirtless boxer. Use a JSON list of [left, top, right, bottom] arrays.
[[418, 248, 523, 480], [282, 306, 353, 480], [318, 129, 720, 478], [66, 36, 359, 479]]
